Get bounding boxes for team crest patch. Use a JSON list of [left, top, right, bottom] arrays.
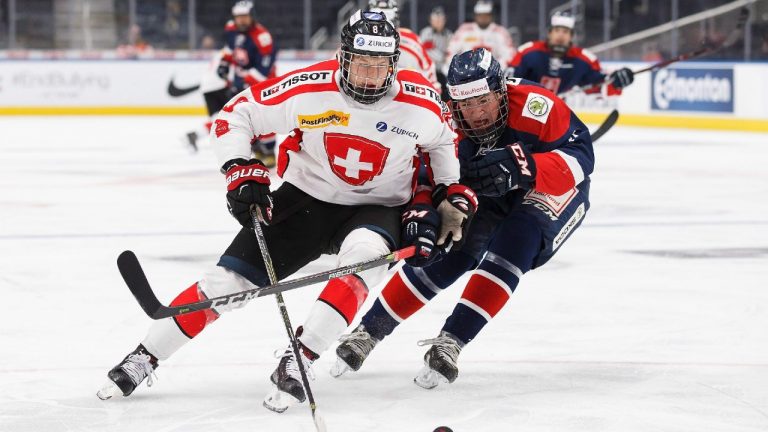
[[522, 93, 553, 124], [323, 132, 389, 186], [214, 119, 230, 138], [297, 110, 351, 129]]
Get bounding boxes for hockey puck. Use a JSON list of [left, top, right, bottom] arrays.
[[433, 427, 453, 432]]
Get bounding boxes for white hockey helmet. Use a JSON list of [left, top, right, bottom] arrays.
[[368, 0, 399, 28], [550, 11, 575, 30]]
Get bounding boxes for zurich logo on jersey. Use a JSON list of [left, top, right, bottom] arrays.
[[375, 121, 388, 132], [355, 36, 365, 47]]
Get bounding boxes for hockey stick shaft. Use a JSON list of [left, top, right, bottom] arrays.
[[590, 109, 619, 142], [250, 210, 322, 429], [116, 245, 414, 320], [560, 7, 750, 97]]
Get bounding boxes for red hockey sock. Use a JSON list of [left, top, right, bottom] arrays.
[[317, 275, 368, 325], [170, 283, 219, 338]]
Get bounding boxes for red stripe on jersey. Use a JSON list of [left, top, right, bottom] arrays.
[[249, 24, 274, 55], [531, 152, 576, 195], [381, 271, 426, 320], [511, 41, 548, 67], [461, 273, 511, 318], [251, 59, 340, 105], [400, 44, 429, 70], [277, 129, 302, 178], [224, 21, 236, 32], [170, 283, 219, 338], [394, 71, 443, 119], [506, 84, 571, 143], [566, 46, 601, 71], [317, 275, 368, 325]]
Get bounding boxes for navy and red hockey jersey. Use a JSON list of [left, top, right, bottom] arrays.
[[221, 21, 278, 92], [510, 40, 620, 96]]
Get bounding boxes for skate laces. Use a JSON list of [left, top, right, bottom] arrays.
[[121, 353, 157, 388], [275, 347, 315, 381], [417, 335, 461, 364], [338, 328, 377, 356]]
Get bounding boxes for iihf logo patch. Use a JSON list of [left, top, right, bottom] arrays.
[[375, 121, 387, 132]]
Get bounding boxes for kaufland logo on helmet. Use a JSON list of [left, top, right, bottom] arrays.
[[448, 79, 490, 100]]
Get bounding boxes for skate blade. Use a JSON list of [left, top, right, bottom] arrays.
[[413, 366, 448, 390], [96, 381, 122, 400], [329, 358, 351, 378], [263, 386, 301, 414]]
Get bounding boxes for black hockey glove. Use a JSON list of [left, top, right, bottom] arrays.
[[609, 67, 634, 89], [460, 142, 537, 197], [217, 61, 231, 80], [432, 184, 478, 251], [401, 203, 441, 267], [223, 158, 273, 228]]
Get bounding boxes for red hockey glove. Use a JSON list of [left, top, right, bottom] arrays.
[[223, 158, 272, 227]]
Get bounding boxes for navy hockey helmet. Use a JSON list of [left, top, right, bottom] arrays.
[[446, 48, 509, 149], [339, 10, 400, 104]]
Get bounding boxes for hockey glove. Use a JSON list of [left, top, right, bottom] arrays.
[[608, 67, 634, 89], [432, 184, 478, 251], [217, 61, 231, 80], [401, 203, 441, 267], [223, 158, 273, 228], [460, 142, 537, 197]]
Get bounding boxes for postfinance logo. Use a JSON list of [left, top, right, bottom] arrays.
[[297, 110, 351, 129]]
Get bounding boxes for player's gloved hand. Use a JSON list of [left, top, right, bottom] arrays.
[[223, 158, 273, 228], [401, 203, 441, 267], [432, 184, 478, 251], [217, 61, 231, 80], [460, 142, 536, 197], [609, 67, 634, 88]]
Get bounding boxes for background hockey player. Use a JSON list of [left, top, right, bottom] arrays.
[[188, 1, 279, 166], [368, 0, 440, 92], [446, 1, 516, 75], [97, 9, 476, 414], [419, 7, 453, 99], [332, 48, 594, 389], [510, 11, 634, 95]]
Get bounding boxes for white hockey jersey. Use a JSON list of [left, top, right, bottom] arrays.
[[447, 22, 516, 71], [398, 28, 440, 91], [212, 59, 459, 207]]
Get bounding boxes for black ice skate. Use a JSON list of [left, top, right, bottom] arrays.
[[185, 131, 199, 152], [263, 344, 316, 413], [331, 324, 380, 378], [97, 344, 158, 400], [413, 331, 463, 389]]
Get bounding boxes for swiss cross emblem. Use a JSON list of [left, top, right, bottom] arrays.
[[415, 86, 426, 95], [323, 132, 389, 186]]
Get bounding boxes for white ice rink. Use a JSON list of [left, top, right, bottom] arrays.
[[1, 117, 767, 432]]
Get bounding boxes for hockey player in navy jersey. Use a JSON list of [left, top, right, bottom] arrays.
[[510, 12, 633, 95], [191, 1, 279, 164], [332, 48, 594, 388]]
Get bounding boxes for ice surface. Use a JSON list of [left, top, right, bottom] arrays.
[[1, 117, 766, 432]]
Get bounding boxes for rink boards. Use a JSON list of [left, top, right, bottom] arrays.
[[0, 50, 766, 132]]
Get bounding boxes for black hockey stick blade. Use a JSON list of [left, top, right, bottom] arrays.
[[590, 109, 619, 142], [117, 246, 415, 320]]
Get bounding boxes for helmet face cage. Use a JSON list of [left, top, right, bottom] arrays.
[[446, 48, 508, 150], [451, 88, 509, 151], [339, 10, 400, 105]]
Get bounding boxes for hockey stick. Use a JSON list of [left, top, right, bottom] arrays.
[[116, 245, 414, 320], [250, 210, 325, 431], [590, 109, 619, 142], [561, 7, 751, 97]]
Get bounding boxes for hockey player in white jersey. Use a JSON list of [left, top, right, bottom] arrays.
[[97, 9, 477, 414], [368, 0, 440, 92], [447, 0, 516, 73]]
